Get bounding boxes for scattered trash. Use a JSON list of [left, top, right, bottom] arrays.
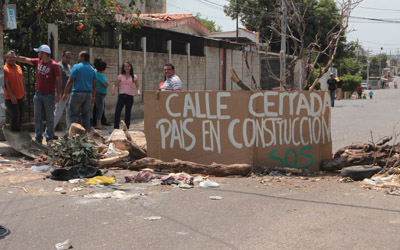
[[85, 176, 116, 185], [269, 170, 285, 176], [50, 165, 102, 181], [209, 196, 223, 200], [30, 165, 54, 172], [176, 232, 188, 236], [338, 177, 354, 183], [54, 187, 64, 192], [386, 188, 400, 196], [55, 239, 72, 250], [160, 191, 169, 194], [72, 187, 83, 192], [199, 179, 220, 188], [161, 173, 193, 186], [125, 171, 159, 183], [84, 192, 112, 199], [104, 143, 118, 158], [68, 178, 86, 184], [0, 159, 11, 163], [0, 225, 10, 239], [178, 183, 192, 189], [193, 176, 204, 182], [144, 216, 161, 221], [111, 191, 141, 200]]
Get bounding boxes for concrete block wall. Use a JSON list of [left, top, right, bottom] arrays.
[[205, 46, 220, 90], [58, 43, 261, 120]]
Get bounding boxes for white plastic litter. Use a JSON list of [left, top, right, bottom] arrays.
[[199, 179, 220, 188], [144, 216, 161, 221], [55, 239, 72, 250], [209, 196, 223, 200], [104, 143, 118, 158], [193, 176, 204, 182], [68, 178, 86, 184]]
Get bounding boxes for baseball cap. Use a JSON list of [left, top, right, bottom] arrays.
[[33, 45, 51, 54], [330, 73, 334, 76]]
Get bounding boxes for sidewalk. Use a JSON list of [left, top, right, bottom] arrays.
[[0, 118, 146, 156]]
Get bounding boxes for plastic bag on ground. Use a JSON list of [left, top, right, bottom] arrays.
[[85, 176, 116, 185], [199, 179, 220, 188], [104, 143, 118, 158]]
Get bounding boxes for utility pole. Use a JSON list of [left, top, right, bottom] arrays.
[[280, 0, 287, 90], [236, 0, 239, 43]]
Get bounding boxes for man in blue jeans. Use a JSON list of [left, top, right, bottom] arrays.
[[326, 73, 337, 107], [62, 51, 96, 132], [3, 45, 62, 143]]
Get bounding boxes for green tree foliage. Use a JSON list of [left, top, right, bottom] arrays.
[[369, 54, 388, 77], [335, 41, 368, 77], [195, 13, 222, 33], [4, 0, 139, 57], [341, 74, 362, 93]]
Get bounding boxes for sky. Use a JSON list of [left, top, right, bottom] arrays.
[[167, 0, 400, 55]]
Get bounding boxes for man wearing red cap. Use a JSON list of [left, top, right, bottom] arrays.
[[3, 44, 61, 143]]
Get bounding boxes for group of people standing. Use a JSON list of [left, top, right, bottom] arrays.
[[3, 44, 185, 144]]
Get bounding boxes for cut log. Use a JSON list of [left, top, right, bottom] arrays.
[[127, 157, 252, 177], [120, 120, 134, 143], [90, 151, 130, 167], [68, 123, 86, 137], [322, 151, 388, 172]]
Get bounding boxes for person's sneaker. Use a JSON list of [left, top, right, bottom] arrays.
[[53, 135, 59, 140]]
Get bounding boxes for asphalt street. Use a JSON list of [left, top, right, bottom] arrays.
[[1, 82, 400, 250]]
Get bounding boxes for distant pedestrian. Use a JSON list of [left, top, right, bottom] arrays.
[[159, 63, 183, 91], [4, 50, 25, 132], [3, 45, 62, 143], [62, 51, 96, 132], [93, 58, 109, 130], [369, 90, 374, 99], [326, 73, 337, 107], [357, 85, 362, 99], [335, 76, 343, 100], [111, 61, 140, 129], [52, 50, 72, 132]]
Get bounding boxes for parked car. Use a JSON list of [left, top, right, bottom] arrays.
[[361, 82, 368, 90]]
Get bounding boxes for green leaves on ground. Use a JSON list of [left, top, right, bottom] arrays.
[[50, 134, 98, 166]]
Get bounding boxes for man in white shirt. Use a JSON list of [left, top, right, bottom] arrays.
[[160, 63, 182, 91]]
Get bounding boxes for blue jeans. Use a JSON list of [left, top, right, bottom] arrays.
[[329, 90, 336, 107], [67, 92, 92, 132], [114, 94, 134, 129], [34, 92, 55, 142], [94, 92, 106, 121]]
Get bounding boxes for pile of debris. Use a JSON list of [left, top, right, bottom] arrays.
[[322, 136, 400, 194], [44, 121, 252, 178]]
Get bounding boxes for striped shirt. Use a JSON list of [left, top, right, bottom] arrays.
[[160, 74, 182, 91]]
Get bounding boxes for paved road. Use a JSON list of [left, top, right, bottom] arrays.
[[331, 78, 400, 151], [1, 83, 400, 250]]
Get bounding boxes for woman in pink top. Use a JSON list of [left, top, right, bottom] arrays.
[[111, 61, 140, 129]]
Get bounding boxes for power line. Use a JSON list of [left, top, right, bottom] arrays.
[[168, 2, 231, 20], [358, 6, 400, 12]]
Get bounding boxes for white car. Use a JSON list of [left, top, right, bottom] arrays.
[[361, 83, 368, 90]]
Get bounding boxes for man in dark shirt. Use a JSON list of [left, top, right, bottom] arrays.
[[326, 73, 337, 107]]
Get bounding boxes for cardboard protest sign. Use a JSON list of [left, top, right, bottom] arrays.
[[144, 91, 332, 171]]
